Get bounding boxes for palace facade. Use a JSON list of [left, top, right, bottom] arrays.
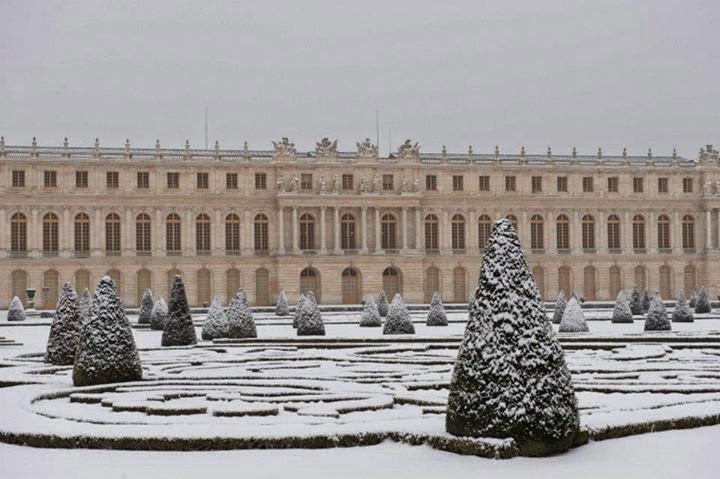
[[1, 137, 719, 309]]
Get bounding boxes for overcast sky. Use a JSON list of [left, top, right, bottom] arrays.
[[1, 0, 718, 157]]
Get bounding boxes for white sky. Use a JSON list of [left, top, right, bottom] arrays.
[[0, 0, 718, 157]]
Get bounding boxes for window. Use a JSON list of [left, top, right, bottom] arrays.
[[196, 214, 211, 254], [609, 266, 622, 298], [582, 215, 596, 251], [505, 176, 516, 191], [556, 176, 568, 192], [12, 170, 25, 187], [478, 215, 492, 250], [682, 215, 695, 250], [607, 214, 621, 250], [530, 214, 544, 250], [382, 267, 402, 298], [106, 171, 119, 189], [136, 214, 152, 253], [74, 213, 90, 254], [341, 268, 360, 304], [340, 214, 356, 249], [556, 214, 570, 251], [584, 266, 597, 300], [478, 175, 490, 191], [531, 176, 542, 193], [682, 178, 693, 193], [582, 177, 593, 192], [381, 214, 397, 249], [634, 266, 647, 291], [44, 170, 57, 188], [299, 213, 315, 250], [254, 214, 269, 251], [105, 213, 121, 253], [10, 213, 27, 253], [452, 175, 464, 191], [300, 173, 313, 191], [632, 214, 646, 250], [659, 265, 672, 299], [607, 177, 619, 193], [342, 174, 354, 190], [75, 171, 88, 188], [42, 213, 59, 254], [166, 213, 182, 252], [299, 268, 320, 300], [167, 172, 179, 189], [424, 215, 439, 250], [658, 177, 669, 194], [255, 172, 267, 190], [425, 175, 437, 191], [226, 172, 238, 190], [255, 268, 270, 305], [657, 215, 671, 250], [684, 265, 697, 294], [382, 174, 394, 191], [424, 267, 440, 303], [633, 177, 644, 193], [225, 214, 240, 253], [558, 266, 571, 294], [137, 172, 149, 189], [197, 269, 211, 306], [197, 172, 209, 189], [451, 214, 465, 250]]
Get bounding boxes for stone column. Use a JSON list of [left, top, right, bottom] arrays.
[[93, 209, 102, 256], [521, 211, 529, 250], [292, 207, 298, 254], [469, 210, 478, 254], [572, 211, 581, 254], [648, 212, 657, 253], [415, 208, 422, 251], [441, 209, 450, 253], [277, 207, 285, 254], [623, 211, 632, 254], [242, 210, 252, 255], [214, 209, 223, 254], [125, 210, 133, 255], [598, 210, 607, 254], [185, 209, 193, 255], [30, 209, 39, 254], [706, 209, 712, 251], [361, 207, 368, 253], [673, 211, 682, 253], [333, 207, 341, 253], [375, 208, 382, 252], [548, 210, 556, 254], [716, 209, 720, 249], [156, 209, 164, 255], [63, 208, 71, 256], [0, 208, 6, 254], [401, 207, 408, 251], [320, 206, 327, 254]]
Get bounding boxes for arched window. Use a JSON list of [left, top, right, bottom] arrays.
[[136, 269, 152, 306], [10, 212, 27, 254], [254, 214, 269, 252], [340, 214, 356, 250], [505, 214, 518, 234], [478, 215, 492, 251], [42, 213, 59, 255], [424, 214, 439, 250], [382, 267, 402, 298], [556, 215, 570, 251], [530, 214, 544, 251], [107, 269, 122, 297], [136, 213, 152, 254], [609, 266, 622, 299], [584, 265, 596, 300], [74, 213, 90, 256], [197, 269, 211, 306], [381, 214, 397, 250], [196, 213, 211, 254], [683, 265, 696, 294], [424, 266, 440, 303], [632, 214, 646, 251], [42, 269, 59, 309], [300, 267, 320, 301], [659, 265, 672, 299], [11, 270, 28, 304], [582, 215, 595, 251], [299, 213, 315, 251], [532, 266, 545, 299], [607, 214, 621, 251], [451, 214, 465, 250], [105, 213, 121, 255], [167, 269, 182, 296], [341, 267, 360, 304], [453, 266, 467, 303], [226, 268, 241, 303], [225, 213, 240, 254], [558, 266, 571, 295], [166, 213, 182, 253], [255, 268, 270, 305], [682, 215, 695, 250], [634, 265, 647, 291], [657, 215, 670, 250], [75, 269, 91, 294]]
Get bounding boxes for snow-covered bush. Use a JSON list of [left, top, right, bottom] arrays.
[[73, 276, 142, 386], [297, 291, 325, 335], [644, 293, 671, 331], [611, 291, 633, 324], [227, 289, 257, 338], [672, 291, 694, 323], [446, 219, 579, 455], [383, 293, 415, 335], [376, 290, 389, 317], [359, 295, 381, 327], [559, 297, 589, 332], [642, 289, 651, 312], [426, 291, 448, 326], [694, 287, 711, 314], [293, 294, 306, 329], [150, 297, 168, 330], [630, 287, 643, 315], [45, 282, 82, 365], [275, 290, 289, 316], [161, 275, 197, 346], [689, 290, 698, 308], [137, 289, 154, 324], [201, 297, 229, 340], [552, 291, 567, 324], [79, 288, 92, 326], [7, 296, 26, 321]]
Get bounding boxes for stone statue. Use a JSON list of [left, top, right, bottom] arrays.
[[413, 178, 420, 192], [273, 137, 296, 156], [397, 139, 420, 157], [359, 177, 368, 193], [400, 177, 408, 192], [276, 175, 285, 192], [705, 181, 712, 195], [290, 175, 299, 192], [371, 175, 380, 193], [319, 175, 327, 193], [315, 137, 338, 157], [356, 138, 378, 157], [333, 174, 341, 193]]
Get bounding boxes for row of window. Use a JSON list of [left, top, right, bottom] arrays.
[[9, 169, 697, 194]]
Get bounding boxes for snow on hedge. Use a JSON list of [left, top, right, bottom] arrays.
[[7, 296, 26, 322], [161, 276, 197, 346], [559, 297, 589, 332], [689, 290, 698, 308], [275, 290, 289, 316], [201, 297, 229, 340], [694, 287, 711, 314], [644, 293, 671, 331], [137, 289, 154, 324], [297, 291, 325, 336], [376, 290, 389, 317], [611, 291, 633, 324], [293, 294, 306, 329], [383, 293, 415, 335], [45, 282, 82, 365], [446, 218, 579, 455], [552, 291, 567, 324], [227, 289, 257, 338], [672, 291, 694, 323], [426, 292, 448, 326], [149, 298, 168, 331], [642, 289, 651, 312], [78, 288, 92, 326], [359, 295, 381, 327], [630, 287, 643, 315]]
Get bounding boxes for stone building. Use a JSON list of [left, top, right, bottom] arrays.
[[1, 136, 718, 309]]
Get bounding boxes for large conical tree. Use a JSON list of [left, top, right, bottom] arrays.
[[359, 295, 381, 327], [446, 219, 579, 455], [161, 275, 197, 346], [293, 294, 306, 329], [276, 290, 289, 316], [559, 296, 589, 332], [7, 296, 26, 321], [297, 291, 325, 336], [695, 287, 711, 314], [376, 289, 389, 317], [227, 289, 257, 338], [201, 297, 229, 340], [426, 291, 448, 326], [150, 297, 168, 330], [642, 289, 651, 312], [644, 292, 671, 331], [552, 291, 567, 324], [689, 290, 698, 308], [383, 293, 415, 334], [672, 291, 694, 323], [73, 276, 142, 386], [629, 286, 643, 315], [611, 291, 633, 324], [137, 289, 154, 324], [46, 282, 82, 365]]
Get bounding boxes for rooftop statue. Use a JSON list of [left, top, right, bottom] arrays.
[[397, 139, 420, 157], [273, 137, 296, 156], [315, 137, 337, 157], [357, 138, 378, 157]]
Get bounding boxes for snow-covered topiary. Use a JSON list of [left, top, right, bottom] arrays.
[[672, 291, 694, 323], [359, 295, 381, 327], [275, 290, 289, 316], [642, 289, 651, 312], [376, 290, 389, 317], [426, 291, 448, 326], [552, 291, 567, 324], [559, 297, 589, 332], [7, 296, 26, 321], [689, 290, 698, 308], [382, 293, 415, 335], [73, 276, 142, 386], [201, 297, 229, 340], [297, 291, 325, 335], [293, 294, 306, 329], [694, 287, 711, 314], [137, 289, 154, 324], [611, 291, 633, 324], [644, 293, 671, 331], [45, 282, 82, 365], [150, 297, 168, 330], [161, 275, 197, 346], [446, 219, 579, 455], [630, 287, 643, 315], [227, 289, 257, 338], [78, 288, 92, 326]]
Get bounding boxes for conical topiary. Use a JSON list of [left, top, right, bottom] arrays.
[[689, 290, 698, 308], [7, 296, 26, 321], [611, 291, 633, 324], [642, 289, 651, 312], [45, 282, 82, 365], [629, 286, 643, 315], [137, 289, 154, 324], [293, 294, 306, 329], [552, 291, 567, 324], [276, 290, 289, 316], [377, 290, 389, 317], [161, 275, 197, 346], [426, 291, 448, 326], [150, 297, 168, 330], [383, 293, 415, 334], [359, 295, 381, 327], [446, 219, 579, 456], [227, 289, 257, 338], [672, 291, 694, 323], [201, 297, 229, 340], [79, 288, 92, 326], [695, 287, 711, 314], [559, 297, 589, 332], [297, 291, 325, 336], [644, 292, 671, 331], [73, 276, 142, 386]]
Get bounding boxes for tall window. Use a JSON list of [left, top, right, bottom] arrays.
[[478, 215, 492, 250], [425, 175, 437, 191], [225, 214, 240, 253], [531, 176, 542, 193], [682, 215, 695, 250], [632, 177, 644, 193], [582, 215, 595, 251], [382, 267, 402, 298], [609, 266, 622, 298], [634, 265, 647, 290], [658, 177, 669, 194], [340, 213, 356, 249], [381, 214, 397, 249], [632, 214, 646, 250], [659, 265, 672, 299], [106, 171, 119, 189], [137, 172, 150, 189], [505, 176, 516, 191], [342, 174, 354, 191], [44, 170, 57, 188], [341, 268, 360, 304], [299, 267, 320, 300], [167, 172, 179, 189], [197, 269, 211, 305], [300, 173, 313, 191], [255, 172, 267, 190], [478, 175, 490, 191], [12, 170, 25, 187], [196, 213, 211, 254], [558, 266, 571, 295], [74, 213, 90, 254], [42, 213, 59, 254], [424, 267, 440, 303], [105, 213, 121, 254], [424, 214, 439, 250], [556, 214, 570, 251], [226, 172, 238, 190], [582, 177, 594, 192], [684, 265, 697, 294], [299, 213, 315, 250], [557, 176, 568, 192], [197, 172, 209, 189], [584, 266, 597, 300], [136, 213, 152, 253], [75, 171, 88, 188], [607, 176, 619, 193], [657, 215, 671, 250], [451, 214, 465, 250], [530, 214, 544, 250], [254, 214, 269, 252], [607, 214, 621, 250], [166, 213, 182, 252], [452, 175, 464, 191], [682, 178, 693, 193], [382, 174, 394, 191], [10, 213, 27, 253]]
